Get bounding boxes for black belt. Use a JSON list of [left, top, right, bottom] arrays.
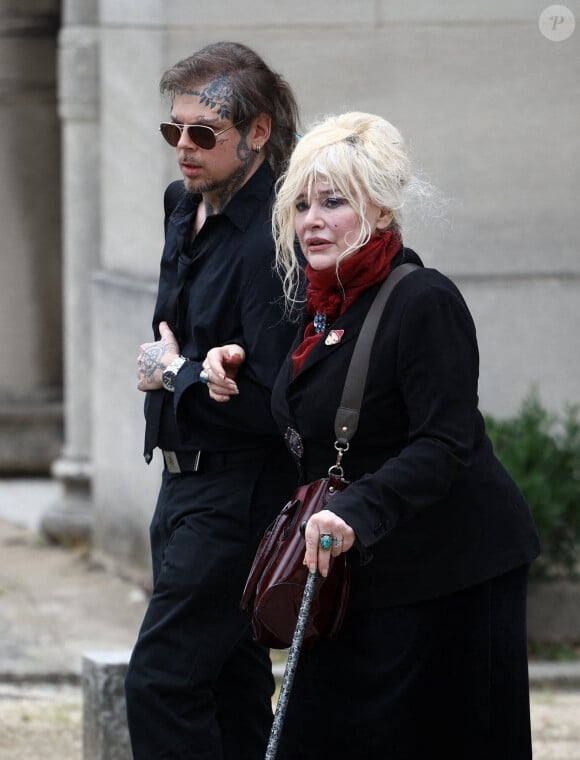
[[162, 448, 268, 474]]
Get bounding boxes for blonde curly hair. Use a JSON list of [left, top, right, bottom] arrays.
[[272, 112, 411, 308]]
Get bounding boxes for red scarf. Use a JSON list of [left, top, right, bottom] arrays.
[[292, 230, 402, 376]]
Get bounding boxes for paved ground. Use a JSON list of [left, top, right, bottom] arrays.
[[0, 480, 149, 685], [1, 479, 579, 759], [0, 479, 147, 759]]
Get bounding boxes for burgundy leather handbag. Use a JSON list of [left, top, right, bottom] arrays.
[[241, 264, 419, 649], [241, 472, 351, 648]]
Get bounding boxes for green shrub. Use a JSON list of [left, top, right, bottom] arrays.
[[485, 391, 580, 582]]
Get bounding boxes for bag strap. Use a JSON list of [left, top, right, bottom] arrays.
[[333, 263, 419, 452]]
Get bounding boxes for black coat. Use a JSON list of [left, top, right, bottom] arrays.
[[271, 252, 540, 609]]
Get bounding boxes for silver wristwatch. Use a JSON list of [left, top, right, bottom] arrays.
[[161, 355, 187, 392]]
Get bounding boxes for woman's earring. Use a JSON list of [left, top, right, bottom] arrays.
[[253, 144, 262, 153]]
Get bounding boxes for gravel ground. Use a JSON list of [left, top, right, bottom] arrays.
[[0, 683, 579, 759], [0, 684, 82, 760], [531, 689, 580, 759]]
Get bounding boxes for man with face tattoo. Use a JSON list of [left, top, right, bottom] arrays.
[[126, 42, 301, 759]]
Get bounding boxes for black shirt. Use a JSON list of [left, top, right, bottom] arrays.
[[144, 163, 297, 456]]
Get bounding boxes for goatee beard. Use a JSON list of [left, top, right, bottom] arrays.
[[184, 176, 217, 195], [184, 162, 253, 202]]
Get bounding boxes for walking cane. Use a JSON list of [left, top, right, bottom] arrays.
[[265, 569, 319, 760]]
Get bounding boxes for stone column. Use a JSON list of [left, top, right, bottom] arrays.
[[0, 2, 62, 474], [41, 0, 100, 542]]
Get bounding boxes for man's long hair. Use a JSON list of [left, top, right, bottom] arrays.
[[160, 41, 299, 179]]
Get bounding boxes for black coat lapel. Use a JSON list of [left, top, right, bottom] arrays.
[[290, 284, 381, 380]]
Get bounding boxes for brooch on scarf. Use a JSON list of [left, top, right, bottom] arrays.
[[325, 330, 344, 346], [313, 312, 327, 334]]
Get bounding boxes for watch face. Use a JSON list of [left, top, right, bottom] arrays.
[[162, 369, 176, 391], [162, 356, 186, 391]]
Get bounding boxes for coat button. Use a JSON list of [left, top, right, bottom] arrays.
[[373, 519, 391, 535]]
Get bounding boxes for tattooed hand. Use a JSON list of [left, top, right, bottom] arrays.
[[137, 321, 180, 392]]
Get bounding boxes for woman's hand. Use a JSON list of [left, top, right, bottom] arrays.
[[202, 344, 245, 402], [137, 321, 180, 391], [303, 509, 356, 578]]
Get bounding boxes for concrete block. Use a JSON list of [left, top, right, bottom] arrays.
[[100, 0, 375, 27], [91, 270, 161, 571], [527, 581, 580, 645], [377, 0, 534, 22], [82, 651, 132, 760], [100, 28, 168, 277], [460, 276, 580, 417], [0, 400, 63, 475]]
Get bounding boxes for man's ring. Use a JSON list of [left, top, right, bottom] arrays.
[[319, 533, 332, 551], [200, 369, 209, 385]]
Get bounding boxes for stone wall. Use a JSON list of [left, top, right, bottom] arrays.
[[0, 0, 62, 473], [73, 2, 580, 570]]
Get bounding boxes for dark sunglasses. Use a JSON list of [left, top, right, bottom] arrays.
[[159, 121, 244, 149]]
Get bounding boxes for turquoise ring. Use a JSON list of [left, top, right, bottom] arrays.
[[319, 533, 332, 551]]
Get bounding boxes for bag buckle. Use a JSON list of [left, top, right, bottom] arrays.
[[328, 440, 349, 478]]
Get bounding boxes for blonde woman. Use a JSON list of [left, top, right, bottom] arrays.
[[204, 112, 539, 759]]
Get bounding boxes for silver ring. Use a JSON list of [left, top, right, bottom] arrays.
[[199, 369, 209, 385], [332, 536, 343, 547]]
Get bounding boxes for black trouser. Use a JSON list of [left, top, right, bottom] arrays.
[[125, 447, 296, 759]]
